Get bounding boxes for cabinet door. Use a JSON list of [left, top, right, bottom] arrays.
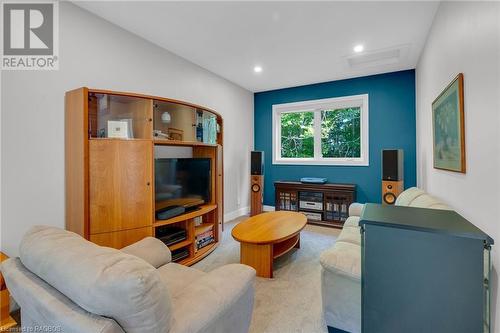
[[90, 226, 152, 249], [89, 139, 153, 234], [275, 189, 298, 211]]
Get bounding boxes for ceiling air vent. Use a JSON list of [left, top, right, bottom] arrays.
[[346, 45, 410, 69]]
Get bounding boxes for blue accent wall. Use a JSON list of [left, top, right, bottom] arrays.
[[254, 70, 416, 205]]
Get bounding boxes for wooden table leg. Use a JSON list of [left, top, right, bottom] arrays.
[[1, 252, 17, 331], [294, 234, 300, 249], [0, 289, 16, 331], [240, 243, 273, 278]]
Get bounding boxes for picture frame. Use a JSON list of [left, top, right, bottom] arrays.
[[107, 119, 132, 139], [432, 73, 465, 173]]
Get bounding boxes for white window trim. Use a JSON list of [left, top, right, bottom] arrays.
[[272, 94, 369, 166]]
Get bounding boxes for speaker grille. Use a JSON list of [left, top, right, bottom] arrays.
[[251, 151, 264, 175], [382, 149, 403, 181]]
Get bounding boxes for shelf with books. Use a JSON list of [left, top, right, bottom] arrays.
[[195, 227, 215, 252]]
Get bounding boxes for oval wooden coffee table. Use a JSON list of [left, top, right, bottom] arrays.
[[232, 211, 307, 278]]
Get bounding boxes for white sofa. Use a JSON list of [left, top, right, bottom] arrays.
[[320, 187, 452, 333], [1, 226, 256, 333]]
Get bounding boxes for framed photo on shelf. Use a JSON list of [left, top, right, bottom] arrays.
[[432, 73, 466, 173], [107, 119, 133, 139]]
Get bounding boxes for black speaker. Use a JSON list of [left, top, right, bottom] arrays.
[[382, 149, 404, 181], [251, 151, 264, 175]]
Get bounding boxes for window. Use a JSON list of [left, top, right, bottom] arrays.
[[272, 94, 368, 165]]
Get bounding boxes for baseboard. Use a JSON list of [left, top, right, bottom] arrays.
[[223, 205, 275, 222], [224, 206, 249, 222]]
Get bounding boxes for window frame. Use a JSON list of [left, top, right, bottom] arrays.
[[272, 94, 369, 166]]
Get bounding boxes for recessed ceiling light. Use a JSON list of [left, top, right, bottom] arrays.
[[354, 44, 364, 53], [254, 65, 263, 73]]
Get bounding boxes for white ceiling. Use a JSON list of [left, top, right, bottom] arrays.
[[75, 1, 440, 92]]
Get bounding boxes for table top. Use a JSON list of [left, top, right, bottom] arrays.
[[360, 203, 494, 245], [232, 211, 307, 245]]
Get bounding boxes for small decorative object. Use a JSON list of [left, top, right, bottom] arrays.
[[107, 120, 130, 139], [432, 73, 465, 173], [194, 216, 203, 227], [300, 177, 328, 184], [161, 111, 171, 124], [153, 129, 169, 139], [168, 128, 184, 141]]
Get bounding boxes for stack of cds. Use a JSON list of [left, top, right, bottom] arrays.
[[196, 229, 214, 250]]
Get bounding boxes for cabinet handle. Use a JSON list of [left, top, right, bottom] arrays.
[[148, 118, 152, 122], [147, 182, 151, 186]]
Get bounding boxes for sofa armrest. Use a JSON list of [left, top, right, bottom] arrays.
[[349, 203, 365, 217], [120, 237, 171, 268], [320, 242, 361, 281], [169, 264, 256, 333]]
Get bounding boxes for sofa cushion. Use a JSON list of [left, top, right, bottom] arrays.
[[19, 226, 172, 333], [168, 264, 255, 333], [121, 237, 172, 268], [409, 194, 451, 210], [336, 227, 361, 246], [320, 241, 361, 281], [157, 262, 206, 299], [343, 216, 360, 228], [395, 187, 425, 206]]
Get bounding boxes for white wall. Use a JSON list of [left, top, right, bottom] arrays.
[[0, 2, 253, 257], [416, 2, 500, 331]]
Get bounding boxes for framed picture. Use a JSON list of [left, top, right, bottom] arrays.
[[432, 73, 465, 173], [107, 119, 133, 139]]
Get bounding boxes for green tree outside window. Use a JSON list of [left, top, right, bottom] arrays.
[[280, 107, 361, 159], [321, 107, 361, 158], [280, 112, 314, 158]]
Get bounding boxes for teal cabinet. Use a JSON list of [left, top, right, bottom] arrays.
[[360, 204, 493, 333]]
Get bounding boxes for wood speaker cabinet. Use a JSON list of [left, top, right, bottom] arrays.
[[250, 175, 263, 216], [382, 180, 404, 205]]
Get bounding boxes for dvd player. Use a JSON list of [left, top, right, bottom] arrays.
[[156, 205, 185, 220]]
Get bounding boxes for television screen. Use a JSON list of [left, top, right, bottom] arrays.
[[154, 158, 211, 209]]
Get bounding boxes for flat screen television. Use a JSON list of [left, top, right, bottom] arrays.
[[154, 158, 211, 211]]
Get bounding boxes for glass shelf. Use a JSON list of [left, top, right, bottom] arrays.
[[88, 93, 152, 139], [153, 100, 219, 144]]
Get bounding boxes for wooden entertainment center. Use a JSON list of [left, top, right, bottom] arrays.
[[274, 181, 356, 228], [65, 88, 223, 266]]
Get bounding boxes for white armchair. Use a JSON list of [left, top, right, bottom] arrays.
[[1, 226, 256, 333]]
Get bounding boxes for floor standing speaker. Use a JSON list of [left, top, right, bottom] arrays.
[[250, 151, 264, 216], [382, 149, 404, 205]]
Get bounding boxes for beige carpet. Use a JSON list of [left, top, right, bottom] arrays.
[[193, 215, 340, 333]]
